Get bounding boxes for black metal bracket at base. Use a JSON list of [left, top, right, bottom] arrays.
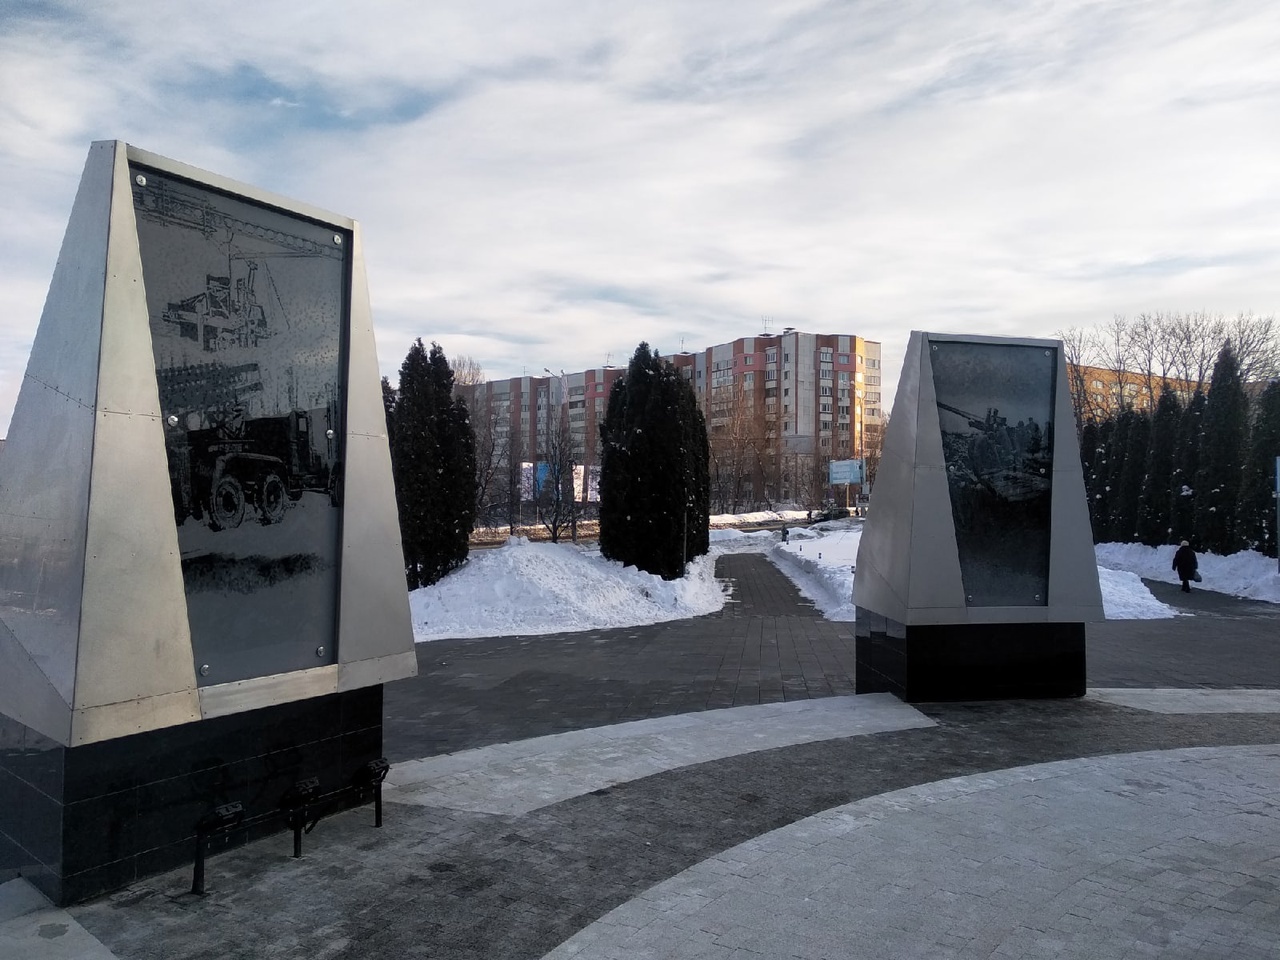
[[191, 758, 390, 895]]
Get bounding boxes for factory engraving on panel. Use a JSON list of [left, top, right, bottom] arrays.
[[930, 340, 1056, 606], [130, 166, 348, 685]]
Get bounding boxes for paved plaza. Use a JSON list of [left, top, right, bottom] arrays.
[[3, 553, 1279, 959]]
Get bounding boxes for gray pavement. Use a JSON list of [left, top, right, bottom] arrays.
[[3, 550, 1279, 959]]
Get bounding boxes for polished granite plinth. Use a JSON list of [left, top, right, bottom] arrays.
[[855, 609, 1085, 701], [0, 686, 382, 905]]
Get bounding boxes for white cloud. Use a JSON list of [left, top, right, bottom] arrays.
[[1, 0, 1278, 435]]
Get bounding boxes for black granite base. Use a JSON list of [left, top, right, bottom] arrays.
[[0, 685, 382, 906], [855, 608, 1085, 701]]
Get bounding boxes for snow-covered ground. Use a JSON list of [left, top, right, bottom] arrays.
[[408, 518, 1280, 642]]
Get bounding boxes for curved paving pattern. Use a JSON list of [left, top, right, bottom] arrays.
[[385, 694, 935, 815], [544, 745, 1280, 960]]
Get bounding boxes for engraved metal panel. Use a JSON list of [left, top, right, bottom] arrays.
[[930, 340, 1056, 607], [130, 164, 348, 685]]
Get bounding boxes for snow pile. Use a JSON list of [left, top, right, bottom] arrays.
[[710, 509, 809, 526], [409, 538, 730, 641], [769, 520, 861, 621], [1096, 543, 1280, 603], [1097, 568, 1178, 619]]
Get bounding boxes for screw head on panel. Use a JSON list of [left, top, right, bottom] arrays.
[[316, 646, 325, 657], [199, 664, 210, 676], [167, 415, 179, 426], [135, 174, 147, 186], [332, 234, 342, 245], [325, 429, 335, 439]]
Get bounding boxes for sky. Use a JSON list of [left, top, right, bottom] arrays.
[[407, 515, 1280, 642], [3, 1, 1280, 436]]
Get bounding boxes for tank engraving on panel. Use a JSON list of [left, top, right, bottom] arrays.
[[131, 168, 347, 685], [931, 342, 1056, 607]]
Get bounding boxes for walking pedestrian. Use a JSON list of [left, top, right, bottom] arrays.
[[1172, 540, 1199, 593]]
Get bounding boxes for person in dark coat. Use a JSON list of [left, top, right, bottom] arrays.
[[1172, 540, 1198, 593]]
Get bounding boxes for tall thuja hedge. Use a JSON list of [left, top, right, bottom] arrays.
[[1136, 389, 1182, 546], [1085, 419, 1116, 542], [1238, 380, 1280, 557], [1100, 411, 1132, 542], [1112, 409, 1150, 542], [1169, 390, 1205, 541], [1194, 344, 1248, 555], [599, 342, 711, 580], [1079, 419, 1103, 537], [389, 339, 477, 588]]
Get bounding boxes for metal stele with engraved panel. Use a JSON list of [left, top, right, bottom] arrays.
[[0, 141, 414, 747]]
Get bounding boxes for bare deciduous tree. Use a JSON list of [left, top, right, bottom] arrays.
[[452, 354, 487, 387]]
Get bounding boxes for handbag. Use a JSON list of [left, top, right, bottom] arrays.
[[1192, 571, 1202, 583]]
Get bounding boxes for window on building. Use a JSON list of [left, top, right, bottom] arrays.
[[820, 402, 833, 413], [820, 420, 832, 432], [838, 354, 850, 364], [743, 355, 754, 364], [766, 349, 777, 363], [783, 387, 790, 397], [744, 373, 754, 385], [866, 375, 881, 385], [765, 368, 777, 381], [820, 385, 833, 397]]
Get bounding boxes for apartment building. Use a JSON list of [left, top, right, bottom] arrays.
[[1068, 363, 1200, 421], [456, 366, 625, 503], [670, 329, 883, 503], [455, 329, 882, 506]]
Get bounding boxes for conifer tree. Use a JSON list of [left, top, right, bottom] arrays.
[[1100, 411, 1131, 541], [389, 339, 477, 588], [1136, 389, 1182, 545], [1169, 390, 1205, 542], [1238, 380, 1280, 557], [1079, 418, 1105, 539], [1194, 343, 1248, 554], [1113, 409, 1150, 542], [599, 342, 710, 580]]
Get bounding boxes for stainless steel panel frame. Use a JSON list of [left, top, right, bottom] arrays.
[[0, 142, 114, 731], [336, 226, 416, 671], [197, 665, 338, 719], [72, 147, 199, 733]]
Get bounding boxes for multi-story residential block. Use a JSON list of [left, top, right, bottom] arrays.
[[455, 329, 882, 509], [670, 329, 882, 504], [457, 366, 625, 507]]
